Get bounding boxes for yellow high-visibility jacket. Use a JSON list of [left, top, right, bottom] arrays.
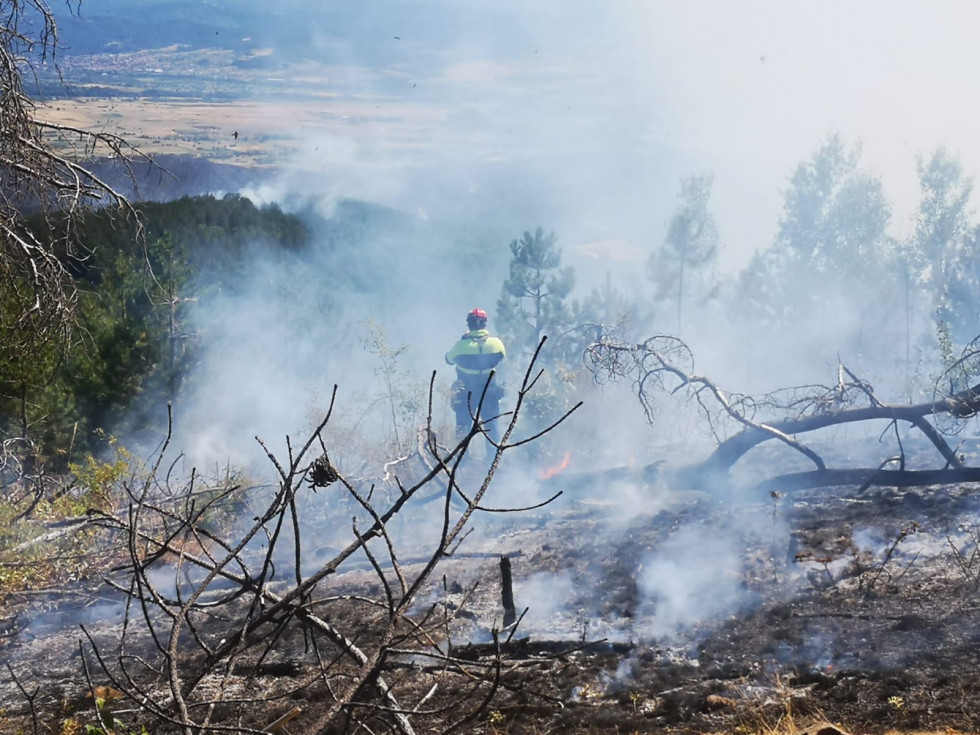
[[445, 329, 506, 379]]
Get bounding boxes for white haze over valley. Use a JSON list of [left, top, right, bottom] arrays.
[[228, 1, 980, 273], [169, 0, 980, 460], [67, 1, 980, 643]]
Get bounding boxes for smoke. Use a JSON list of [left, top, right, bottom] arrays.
[[81, 0, 980, 643], [212, 1, 980, 269], [631, 498, 805, 644], [514, 571, 577, 637], [637, 526, 751, 639], [168, 1, 980, 428]]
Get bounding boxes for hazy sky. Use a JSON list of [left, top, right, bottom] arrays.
[[625, 2, 980, 263], [62, 1, 980, 274], [232, 1, 980, 280]]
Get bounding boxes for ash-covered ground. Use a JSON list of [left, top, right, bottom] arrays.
[[488, 477, 980, 733], [3, 440, 980, 734]]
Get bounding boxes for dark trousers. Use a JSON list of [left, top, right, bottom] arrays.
[[451, 374, 503, 443]]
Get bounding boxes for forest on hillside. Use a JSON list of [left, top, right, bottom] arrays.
[[1, 195, 308, 461]]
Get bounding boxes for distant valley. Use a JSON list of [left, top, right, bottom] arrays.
[[34, 2, 449, 200]]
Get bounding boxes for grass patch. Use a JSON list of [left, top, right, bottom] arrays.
[[0, 438, 249, 603]]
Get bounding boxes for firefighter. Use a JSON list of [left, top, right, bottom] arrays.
[[445, 308, 506, 442]]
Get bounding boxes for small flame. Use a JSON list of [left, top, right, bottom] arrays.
[[539, 451, 572, 480]]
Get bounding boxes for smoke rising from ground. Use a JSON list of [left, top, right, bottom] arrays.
[[636, 526, 754, 640], [114, 1, 980, 643]]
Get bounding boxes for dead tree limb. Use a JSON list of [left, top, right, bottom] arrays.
[[72, 342, 574, 734], [586, 335, 980, 492], [698, 387, 974, 476], [751, 467, 980, 494]]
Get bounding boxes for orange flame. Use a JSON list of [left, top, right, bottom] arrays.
[[539, 451, 572, 480]]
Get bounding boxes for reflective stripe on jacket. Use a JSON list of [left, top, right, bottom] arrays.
[[445, 329, 506, 377]]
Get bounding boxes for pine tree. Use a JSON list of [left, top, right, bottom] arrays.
[[496, 227, 575, 358], [647, 173, 720, 333]]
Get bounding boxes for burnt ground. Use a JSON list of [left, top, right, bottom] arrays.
[[454, 474, 980, 734], [3, 451, 980, 734]]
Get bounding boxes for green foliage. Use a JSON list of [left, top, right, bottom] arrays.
[[648, 173, 720, 333], [735, 135, 894, 328], [494, 227, 584, 446], [936, 313, 956, 376], [0, 269, 75, 455], [941, 224, 980, 349], [68, 433, 134, 501], [778, 135, 863, 262], [727, 134, 904, 381], [910, 148, 973, 282], [60, 687, 150, 735], [574, 274, 641, 338], [908, 149, 978, 351], [362, 320, 426, 454], [0, 463, 124, 597], [0, 194, 311, 466], [496, 226, 575, 358], [0, 430, 249, 612]]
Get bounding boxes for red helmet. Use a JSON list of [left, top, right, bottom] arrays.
[[468, 308, 487, 320], [466, 308, 488, 329]]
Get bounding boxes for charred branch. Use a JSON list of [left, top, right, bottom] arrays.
[[586, 335, 980, 492], [63, 344, 575, 733], [751, 466, 980, 494], [499, 556, 517, 630], [699, 386, 976, 476], [450, 637, 634, 661]]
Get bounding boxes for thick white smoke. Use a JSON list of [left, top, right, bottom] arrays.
[[94, 0, 980, 640]]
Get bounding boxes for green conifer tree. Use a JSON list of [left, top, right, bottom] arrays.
[[496, 227, 575, 359]]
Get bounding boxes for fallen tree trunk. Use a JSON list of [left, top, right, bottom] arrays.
[[700, 383, 980, 476], [750, 466, 980, 494], [545, 445, 980, 496], [585, 336, 980, 493]]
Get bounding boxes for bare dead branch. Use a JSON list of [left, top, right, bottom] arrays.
[[68, 346, 573, 733], [587, 335, 980, 492]]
